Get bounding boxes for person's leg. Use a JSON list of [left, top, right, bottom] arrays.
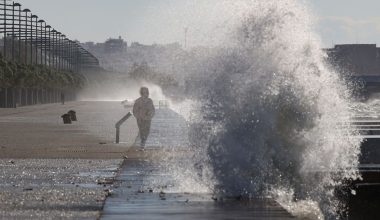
[[145, 120, 151, 139], [136, 119, 144, 146], [140, 120, 152, 146]]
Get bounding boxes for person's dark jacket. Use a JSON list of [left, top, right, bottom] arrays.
[[133, 97, 155, 120]]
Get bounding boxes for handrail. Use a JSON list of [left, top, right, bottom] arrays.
[[115, 112, 132, 144]]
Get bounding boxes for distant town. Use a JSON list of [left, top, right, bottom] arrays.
[[82, 36, 380, 77]]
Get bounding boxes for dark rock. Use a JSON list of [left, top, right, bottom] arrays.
[[96, 177, 114, 185]]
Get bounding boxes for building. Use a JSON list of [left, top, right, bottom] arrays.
[[104, 36, 127, 53], [326, 44, 380, 75]]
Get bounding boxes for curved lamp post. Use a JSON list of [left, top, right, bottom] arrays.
[[30, 14, 37, 64], [45, 24, 51, 66], [3, 0, 7, 59], [12, 3, 21, 61], [51, 29, 57, 69], [60, 34, 66, 70], [15, 3, 22, 62], [37, 19, 45, 65], [57, 32, 62, 70], [64, 37, 69, 71], [22, 8, 30, 64]]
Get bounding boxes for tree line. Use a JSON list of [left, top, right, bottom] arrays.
[[0, 55, 85, 90]]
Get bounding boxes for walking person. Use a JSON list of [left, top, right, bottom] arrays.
[[133, 87, 155, 147]]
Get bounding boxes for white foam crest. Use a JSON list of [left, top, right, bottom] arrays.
[[165, 0, 362, 218], [129, 1, 362, 218]]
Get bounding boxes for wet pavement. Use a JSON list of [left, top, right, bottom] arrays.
[[101, 107, 295, 219], [0, 102, 295, 219], [101, 156, 294, 220], [0, 159, 122, 219]]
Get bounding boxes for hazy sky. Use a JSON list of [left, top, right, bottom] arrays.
[[19, 0, 380, 47]]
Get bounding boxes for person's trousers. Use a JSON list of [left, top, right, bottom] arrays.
[[137, 119, 152, 144]]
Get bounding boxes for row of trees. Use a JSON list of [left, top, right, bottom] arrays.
[[0, 55, 85, 90]]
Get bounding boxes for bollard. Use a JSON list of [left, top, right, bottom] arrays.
[[68, 110, 77, 121], [61, 114, 72, 124], [115, 112, 132, 144]]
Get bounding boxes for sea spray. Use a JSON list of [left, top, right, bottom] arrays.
[[158, 0, 362, 219]]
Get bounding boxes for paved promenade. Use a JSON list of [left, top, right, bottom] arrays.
[[0, 101, 137, 158], [101, 108, 295, 220], [0, 102, 294, 219], [0, 101, 136, 219]]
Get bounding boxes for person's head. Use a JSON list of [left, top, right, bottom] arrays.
[[140, 87, 149, 98]]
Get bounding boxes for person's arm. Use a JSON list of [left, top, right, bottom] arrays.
[[133, 100, 138, 117], [149, 99, 155, 118]]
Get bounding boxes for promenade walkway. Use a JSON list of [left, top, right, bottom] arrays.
[[0, 101, 137, 159], [0, 101, 135, 219], [0, 102, 294, 219], [101, 108, 295, 220]]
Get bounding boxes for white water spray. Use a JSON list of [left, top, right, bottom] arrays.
[[158, 0, 362, 219]]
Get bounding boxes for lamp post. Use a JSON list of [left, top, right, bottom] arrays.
[[69, 40, 74, 71], [45, 24, 51, 66], [9, 2, 20, 107], [14, 2, 22, 62], [31, 14, 37, 64], [60, 34, 66, 71], [64, 38, 70, 70], [61, 34, 66, 71], [3, 0, 7, 59], [57, 32, 61, 70], [30, 14, 37, 64], [72, 42, 78, 72], [37, 19, 44, 65], [10, 2, 20, 61], [51, 29, 56, 69], [22, 8, 30, 64]]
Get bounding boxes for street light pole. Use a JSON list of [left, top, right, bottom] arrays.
[[11, 2, 21, 62], [3, 0, 7, 59], [30, 14, 37, 64], [69, 40, 73, 71], [45, 24, 51, 66], [64, 39, 68, 71], [52, 29, 57, 69], [61, 34, 66, 71], [15, 2, 21, 62], [38, 19, 44, 65], [32, 15, 37, 64], [11, 1, 15, 61], [22, 8, 30, 64], [57, 32, 61, 70]]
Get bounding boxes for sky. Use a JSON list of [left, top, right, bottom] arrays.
[[19, 0, 380, 48]]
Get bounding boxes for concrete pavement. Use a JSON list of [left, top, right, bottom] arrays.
[[0, 101, 137, 219], [0, 101, 138, 159], [101, 107, 295, 220], [0, 102, 295, 219]]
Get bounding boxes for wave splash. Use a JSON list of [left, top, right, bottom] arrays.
[[167, 0, 363, 218]]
